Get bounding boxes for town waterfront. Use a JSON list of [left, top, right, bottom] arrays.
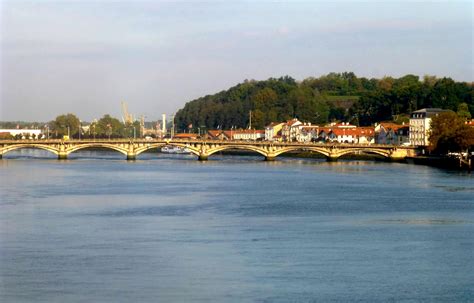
[[1, 150, 473, 302]]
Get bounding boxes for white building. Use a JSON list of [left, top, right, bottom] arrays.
[[232, 129, 265, 141], [264, 122, 284, 141], [281, 119, 303, 142], [296, 125, 319, 143], [409, 108, 449, 146]]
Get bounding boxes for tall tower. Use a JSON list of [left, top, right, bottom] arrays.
[[162, 114, 167, 136], [171, 113, 175, 138]]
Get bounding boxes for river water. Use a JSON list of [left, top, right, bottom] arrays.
[[1, 149, 473, 302]]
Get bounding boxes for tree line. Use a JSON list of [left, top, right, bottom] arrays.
[[175, 72, 473, 130], [46, 114, 142, 139], [429, 111, 474, 154]]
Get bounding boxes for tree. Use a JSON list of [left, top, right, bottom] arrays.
[[96, 114, 125, 138], [429, 111, 474, 154], [174, 73, 473, 130], [49, 113, 80, 138], [457, 103, 471, 120]]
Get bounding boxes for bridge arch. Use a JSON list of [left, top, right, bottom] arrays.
[[66, 143, 129, 156], [134, 143, 200, 157], [0, 144, 59, 156], [205, 145, 269, 158], [334, 148, 391, 159], [272, 146, 331, 158]]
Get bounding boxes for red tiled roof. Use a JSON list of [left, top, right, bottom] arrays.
[[379, 122, 406, 132], [329, 128, 374, 137], [222, 131, 233, 138], [207, 130, 222, 137], [174, 133, 198, 138], [285, 118, 301, 126]]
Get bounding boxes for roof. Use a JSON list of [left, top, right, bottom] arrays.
[[329, 128, 375, 137], [411, 108, 450, 118], [222, 131, 233, 138], [207, 130, 222, 137], [174, 133, 198, 138], [378, 122, 406, 132], [285, 118, 302, 126]]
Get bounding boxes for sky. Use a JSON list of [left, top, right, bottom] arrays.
[[0, 0, 472, 122]]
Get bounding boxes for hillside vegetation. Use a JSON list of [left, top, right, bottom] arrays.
[[175, 72, 473, 130]]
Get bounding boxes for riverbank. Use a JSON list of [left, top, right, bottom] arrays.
[[407, 156, 472, 172]]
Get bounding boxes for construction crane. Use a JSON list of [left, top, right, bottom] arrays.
[[121, 101, 134, 124]]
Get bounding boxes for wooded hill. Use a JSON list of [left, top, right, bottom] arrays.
[[175, 72, 473, 131]]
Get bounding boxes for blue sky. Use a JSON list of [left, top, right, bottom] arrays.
[[1, 0, 472, 122]]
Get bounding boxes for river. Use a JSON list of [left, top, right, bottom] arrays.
[[1, 149, 473, 302]]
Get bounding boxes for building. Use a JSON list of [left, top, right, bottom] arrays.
[[375, 122, 409, 145], [409, 108, 449, 146], [281, 118, 303, 142], [231, 129, 265, 141], [356, 127, 376, 144], [326, 128, 372, 144], [206, 130, 227, 140], [264, 122, 285, 141], [327, 122, 357, 129], [173, 133, 199, 140], [297, 124, 319, 143]]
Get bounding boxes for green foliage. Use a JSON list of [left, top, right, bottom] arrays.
[[175, 73, 473, 130], [49, 113, 80, 138], [457, 103, 471, 120], [429, 112, 474, 153], [95, 114, 125, 138]]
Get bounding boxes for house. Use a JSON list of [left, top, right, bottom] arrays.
[[265, 122, 285, 141], [297, 124, 320, 143], [230, 129, 265, 141], [206, 130, 227, 140], [281, 118, 303, 142], [375, 122, 409, 145], [356, 127, 376, 144], [409, 108, 449, 146], [324, 127, 375, 144], [327, 128, 357, 143]]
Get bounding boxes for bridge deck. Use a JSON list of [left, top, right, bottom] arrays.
[[0, 139, 418, 161]]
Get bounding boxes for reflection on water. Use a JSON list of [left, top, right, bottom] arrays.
[[1, 149, 473, 302]]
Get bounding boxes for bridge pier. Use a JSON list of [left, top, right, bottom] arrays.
[[58, 152, 68, 160], [126, 153, 137, 161], [326, 156, 338, 162], [198, 155, 208, 161], [265, 156, 276, 161]]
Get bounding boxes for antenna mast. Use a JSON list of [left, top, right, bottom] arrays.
[[249, 110, 252, 129]]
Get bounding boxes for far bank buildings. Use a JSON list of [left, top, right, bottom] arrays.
[[409, 108, 449, 146]]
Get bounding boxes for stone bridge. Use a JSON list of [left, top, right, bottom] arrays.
[[0, 139, 418, 161]]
